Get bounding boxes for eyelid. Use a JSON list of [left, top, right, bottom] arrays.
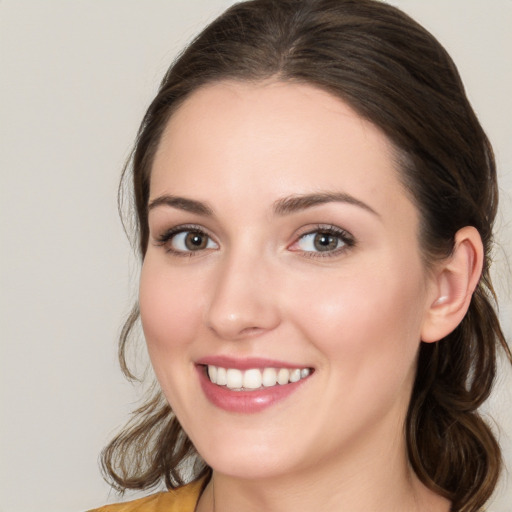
[[154, 224, 219, 256], [289, 224, 355, 257], [152, 222, 354, 258]]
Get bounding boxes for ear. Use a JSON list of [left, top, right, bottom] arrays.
[[421, 226, 484, 343]]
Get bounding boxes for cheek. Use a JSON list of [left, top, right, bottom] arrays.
[[288, 259, 427, 372], [138, 256, 210, 420], [139, 256, 202, 361], [288, 262, 428, 429]]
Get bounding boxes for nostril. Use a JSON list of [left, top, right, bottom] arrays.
[[207, 322, 263, 339], [239, 326, 263, 336]]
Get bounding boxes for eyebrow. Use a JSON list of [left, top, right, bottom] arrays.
[[148, 195, 213, 216], [147, 191, 379, 218], [273, 192, 380, 217]]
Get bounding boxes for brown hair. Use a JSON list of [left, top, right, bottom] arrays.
[[102, 1, 511, 510]]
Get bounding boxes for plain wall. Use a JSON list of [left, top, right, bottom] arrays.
[[0, 1, 510, 511]]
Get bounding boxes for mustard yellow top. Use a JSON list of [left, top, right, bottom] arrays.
[[88, 479, 205, 512]]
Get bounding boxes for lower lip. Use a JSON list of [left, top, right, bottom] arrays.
[[197, 366, 309, 413]]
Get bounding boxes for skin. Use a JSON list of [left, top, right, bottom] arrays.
[[139, 81, 452, 511]]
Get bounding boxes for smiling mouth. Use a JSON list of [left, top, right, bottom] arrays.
[[205, 365, 312, 391]]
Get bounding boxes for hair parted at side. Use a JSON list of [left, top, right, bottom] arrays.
[[101, 1, 512, 510]]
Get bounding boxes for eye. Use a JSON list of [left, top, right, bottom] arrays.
[[290, 226, 354, 256], [171, 231, 217, 251], [298, 232, 343, 252], [157, 226, 218, 255]]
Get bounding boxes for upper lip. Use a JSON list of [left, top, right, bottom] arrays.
[[195, 355, 311, 370]]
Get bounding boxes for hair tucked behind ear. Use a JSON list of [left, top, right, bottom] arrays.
[[102, 1, 511, 509], [408, 281, 509, 511]]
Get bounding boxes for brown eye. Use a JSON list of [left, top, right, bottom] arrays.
[[313, 233, 340, 252], [168, 230, 218, 253], [184, 232, 208, 250], [292, 227, 354, 256], [297, 231, 345, 253]]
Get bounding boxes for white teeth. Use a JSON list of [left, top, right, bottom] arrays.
[[289, 369, 301, 383], [217, 367, 227, 386], [243, 369, 262, 389], [206, 365, 311, 390], [226, 368, 243, 389], [262, 367, 277, 387], [277, 368, 290, 385], [208, 365, 217, 383]]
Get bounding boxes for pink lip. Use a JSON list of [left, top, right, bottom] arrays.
[[195, 355, 305, 370], [196, 362, 312, 414]]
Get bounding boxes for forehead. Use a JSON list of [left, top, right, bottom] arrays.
[[150, 80, 413, 225]]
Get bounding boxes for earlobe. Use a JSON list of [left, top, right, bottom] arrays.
[[421, 226, 484, 343]]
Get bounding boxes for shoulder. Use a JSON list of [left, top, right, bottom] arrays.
[[87, 479, 205, 512]]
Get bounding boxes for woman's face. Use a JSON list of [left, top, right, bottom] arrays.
[[140, 81, 437, 479]]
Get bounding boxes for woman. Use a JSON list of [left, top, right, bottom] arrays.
[[91, 0, 511, 511]]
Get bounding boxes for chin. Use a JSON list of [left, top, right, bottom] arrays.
[[193, 433, 305, 480]]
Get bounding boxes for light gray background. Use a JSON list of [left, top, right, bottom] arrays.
[[1, 1, 511, 511]]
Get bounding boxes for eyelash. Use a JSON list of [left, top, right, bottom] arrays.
[[155, 224, 217, 257], [154, 224, 355, 258], [291, 224, 355, 258]]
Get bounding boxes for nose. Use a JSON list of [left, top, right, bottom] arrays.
[[205, 251, 281, 341]]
